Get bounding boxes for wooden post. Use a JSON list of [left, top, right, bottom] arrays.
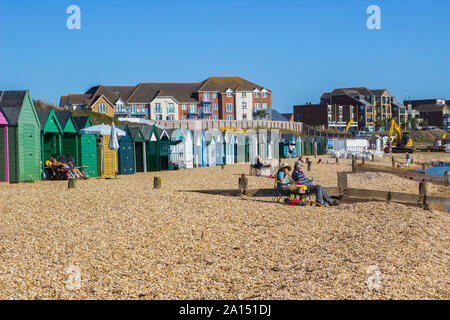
[[307, 159, 312, 172], [445, 171, 449, 187], [68, 178, 76, 189], [337, 172, 347, 196], [238, 174, 248, 195], [372, 154, 375, 162], [392, 156, 395, 168], [422, 163, 426, 174], [362, 157, 365, 165], [335, 156, 339, 164], [221, 163, 225, 169], [352, 156, 356, 172], [154, 176, 162, 189], [411, 157, 414, 165], [419, 181, 430, 210]]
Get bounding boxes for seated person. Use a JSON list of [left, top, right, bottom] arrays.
[[253, 156, 264, 169], [65, 155, 89, 180], [276, 162, 294, 189], [291, 161, 338, 206]]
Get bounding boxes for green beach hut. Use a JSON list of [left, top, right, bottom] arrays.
[[0, 90, 41, 182], [55, 111, 79, 164], [72, 116, 98, 178], [141, 125, 160, 172], [128, 126, 146, 172], [37, 109, 63, 178]]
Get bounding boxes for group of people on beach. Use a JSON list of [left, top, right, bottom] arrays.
[[45, 155, 89, 180], [276, 156, 338, 207]]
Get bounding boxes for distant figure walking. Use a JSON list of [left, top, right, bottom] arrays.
[[314, 141, 318, 158], [405, 152, 411, 167]]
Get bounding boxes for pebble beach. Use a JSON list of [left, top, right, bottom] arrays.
[[0, 152, 449, 300]]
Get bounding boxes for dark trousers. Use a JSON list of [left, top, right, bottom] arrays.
[[253, 162, 263, 169], [308, 184, 332, 204]]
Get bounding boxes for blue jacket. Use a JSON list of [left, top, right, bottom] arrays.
[[292, 170, 312, 187]]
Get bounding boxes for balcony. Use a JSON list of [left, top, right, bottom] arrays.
[[188, 109, 199, 115], [115, 108, 148, 117]]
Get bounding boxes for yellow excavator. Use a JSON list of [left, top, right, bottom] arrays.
[[385, 119, 415, 153]]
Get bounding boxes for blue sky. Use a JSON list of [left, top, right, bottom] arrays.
[[1, 0, 449, 112]]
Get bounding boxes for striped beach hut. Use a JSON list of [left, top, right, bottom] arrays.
[[156, 128, 171, 171], [141, 125, 159, 172], [192, 130, 203, 168], [204, 131, 216, 167], [212, 130, 223, 166], [72, 116, 98, 177], [0, 108, 9, 182], [182, 130, 194, 169], [0, 91, 41, 182]]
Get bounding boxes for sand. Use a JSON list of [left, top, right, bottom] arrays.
[[0, 152, 449, 300]]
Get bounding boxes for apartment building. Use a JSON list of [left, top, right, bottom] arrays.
[[293, 87, 408, 130], [60, 77, 272, 121], [404, 99, 448, 127]]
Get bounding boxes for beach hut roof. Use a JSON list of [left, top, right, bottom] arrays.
[[128, 126, 145, 142], [0, 90, 28, 126], [55, 111, 77, 133], [37, 109, 63, 134], [72, 116, 93, 134]]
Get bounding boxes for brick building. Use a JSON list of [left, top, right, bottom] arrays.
[[60, 77, 272, 121], [404, 99, 448, 127]]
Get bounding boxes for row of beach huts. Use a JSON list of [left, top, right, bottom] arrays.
[[0, 90, 326, 183]]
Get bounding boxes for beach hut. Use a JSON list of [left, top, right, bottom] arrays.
[[204, 131, 216, 167], [142, 125, 160, 172], [213, 130, 223, 166], [128, 126, 146, 173], [55, 111, 79, 164], [0, 108, 8, 182], [236, 134, 247, 163], [168, 128, 185, 168], [249, 132, 259, 165], [193, 130, 203, 168], [37, 109, 63, 178], [157, 128, 172, 171], [72, 116, 98, 177], [0, 91, 41, 182], [81, 124, 124, 178], [117, 125, 135, 175], [182, 130, 194, 169], [222, 131, 234, 165], [295, 136, 302, 157]]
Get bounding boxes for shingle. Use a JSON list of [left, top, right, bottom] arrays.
[[36, 110, 51, 128]]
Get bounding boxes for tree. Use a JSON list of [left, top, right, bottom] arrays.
[[419, 119, 427, 127], [410, 117, 418, 129], [374, 119, 384, 130], [256, 109, 267, 120]]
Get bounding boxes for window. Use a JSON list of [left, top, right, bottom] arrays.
[[213, 103, 218, 110], [204, 116, 210, 120], [182, 104, 187, 110], [243, 114, 247, 119], [155, 115, 162, 120], [227, 91, 233, 97], [242, 92, 246, 98], [226, 115, 233, 120], [203, 106, 210, 113], [203, 93, 209, 101], [182, 115, 187, 120], [262, 91, 267, 98], [254, 103, 261, 110], [262, 103, 267, 109], [99, 103, 106, 113], [226, 103, 233, 113], [242, 102, 247, 109], [350, 106, 354, 120], [167, 115, 175, 120], [212, 93, 217, 99], [168, 103, 175, 113], [190, 104, 196, 113], [213, 115, 218, 120], [254, 91, 260, 98], [382, 97, 386, 104], [154, 103, 161, 113]]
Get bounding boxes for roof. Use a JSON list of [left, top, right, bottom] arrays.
[[371, 89, 389, 96], [197, 77, 270, 92], [413, 104, 448, 112], [66, 94, 91, 105], [55, 111, 73, 129], [128, 126, 144, 141], [126, 83, 200, 103], [72, 116, 90, 133], [271, 109, 289, 121], [0, 90, 27, 126]]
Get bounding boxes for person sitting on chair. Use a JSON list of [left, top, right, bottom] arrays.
[[252, 155, 264, 176], [291, 161, 338, 206], [277, 162, 294, 189], [66, 155, 89, 179]]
